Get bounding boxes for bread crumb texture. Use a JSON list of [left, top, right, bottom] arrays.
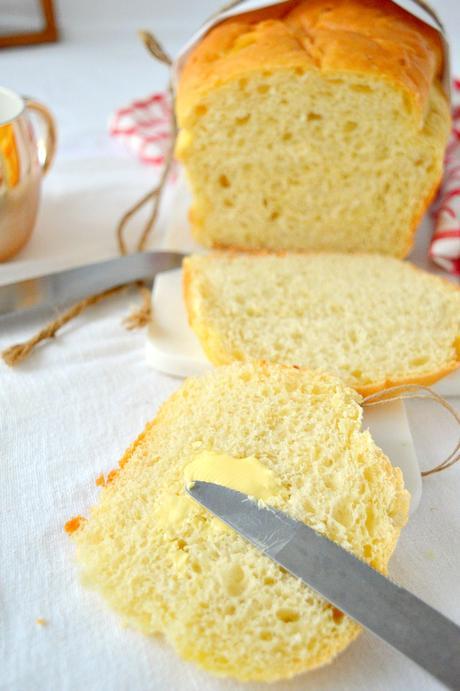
[[176, 0, 449, 256], [184, 252, 460, 395], [69, 362, 409, 681]]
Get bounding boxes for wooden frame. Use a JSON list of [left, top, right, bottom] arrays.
[[0, 0, 58, 48]]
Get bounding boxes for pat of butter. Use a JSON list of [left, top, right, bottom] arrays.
[[155, 451, 281, 531], [184, 451, 281, 501]]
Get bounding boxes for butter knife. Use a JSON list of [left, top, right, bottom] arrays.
[[0, 251, 185, 317], [188, 481, 460, 690]]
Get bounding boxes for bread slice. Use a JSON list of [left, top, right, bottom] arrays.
[[66, 362, 409, 682], [183, 252, 460, 395], [175, 0, 450, 256]]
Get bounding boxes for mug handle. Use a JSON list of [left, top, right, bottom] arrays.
[[25, 99, 57, 175]]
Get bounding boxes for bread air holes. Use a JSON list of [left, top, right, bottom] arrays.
[[333, 501, 352, 528], [343, 121, 357, 133], [306, 112, 322, 122], [191, 559, 202, 574], [350, 84, 373, 93], [365, 506, 377, 535], [363, 465, 377, 483], [303, 497, 315, 514], [218, 174, 231, 188], [235, 114, 251, 125], [363, 543, 372, 559], [260, 630, 273, 641], [257, 84, 270, 94], [194, 104, 208, 117], [276, 608, 300, 623], [410, 355, 429, 367], [223, 563, 246, 597]]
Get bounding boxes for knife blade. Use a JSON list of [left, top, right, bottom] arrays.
[[0, 251, 186, 317], [187, 481, 460, 690]]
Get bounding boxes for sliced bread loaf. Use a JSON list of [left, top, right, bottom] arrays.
[[66, 362, 409, 681], [176, 0, 450, 256], [183, 252, 460, 395]]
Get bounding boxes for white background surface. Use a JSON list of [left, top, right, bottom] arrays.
[[1, 2, 459, 691]]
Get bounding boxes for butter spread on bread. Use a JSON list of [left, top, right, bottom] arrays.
[[155, 451, 283, 531], [67, 362, 409, 681]]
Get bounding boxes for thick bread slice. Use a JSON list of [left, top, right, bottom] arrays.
[[183, 252, 460, 395], [176, 0, 450, 256], [67, 362, 409, 682]]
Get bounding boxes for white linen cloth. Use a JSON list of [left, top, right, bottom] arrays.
[[1, 2, 459, 690]]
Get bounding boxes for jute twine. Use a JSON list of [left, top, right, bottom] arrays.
[[2, 31, 176, 368], [0, 21, 458, 480], [362, 385, 460, 477]]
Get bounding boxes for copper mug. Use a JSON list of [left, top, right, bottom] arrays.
[[0, 87, 56, 261]]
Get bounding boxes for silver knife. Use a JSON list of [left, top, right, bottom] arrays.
[[188, 481, 460, 690], [0, 251, 186, 317]]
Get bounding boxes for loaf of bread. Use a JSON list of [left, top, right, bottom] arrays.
[[184, 252, 460, 394], [66, 362, 409, 682], [175, 0, 450, 256]]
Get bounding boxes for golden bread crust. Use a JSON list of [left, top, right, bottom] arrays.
[[177, 0, 444, 126]]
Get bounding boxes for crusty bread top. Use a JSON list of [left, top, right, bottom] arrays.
[[177, 0, 444, 126]]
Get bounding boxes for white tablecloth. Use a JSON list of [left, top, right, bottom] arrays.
[[1, 2, 459, 690]]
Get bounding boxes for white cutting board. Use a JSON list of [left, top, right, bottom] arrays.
[[142, 269, 444, 516]]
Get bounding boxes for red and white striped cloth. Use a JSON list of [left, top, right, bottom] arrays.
[[430, 79, 460, 275], [109, 92, 173, 166], [110, 84, 460, 275]]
